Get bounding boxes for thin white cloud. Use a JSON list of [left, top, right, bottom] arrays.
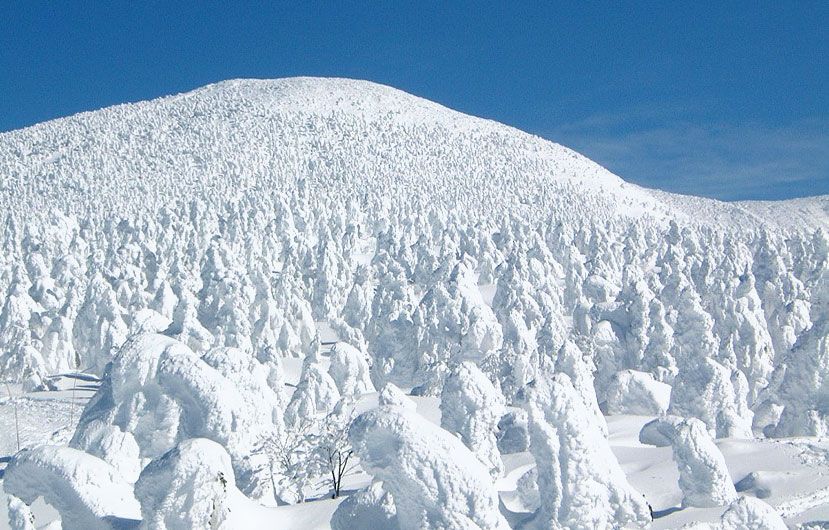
[[543, 113, 829, 201]]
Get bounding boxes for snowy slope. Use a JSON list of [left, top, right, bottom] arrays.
[[2, 78, 829, 530], [735, 195, 829, 231], [0, 76, 822, 230]]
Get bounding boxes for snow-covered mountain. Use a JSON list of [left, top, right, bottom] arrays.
[[1, 77, 824, 230], [1, 78, 828, 529]]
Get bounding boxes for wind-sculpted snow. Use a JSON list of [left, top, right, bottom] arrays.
[[2, 445, 140, 529], [134, 438, 237, 530], [440, 361, 506, 478], [521, 373, 651, 529], [1, 77, 829, 528], [670, 418, 737, 508], [70, 333, 283, 495], [346, 405, 510, 530]]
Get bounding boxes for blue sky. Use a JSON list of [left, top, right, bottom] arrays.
[[1, 1, 827, 201]]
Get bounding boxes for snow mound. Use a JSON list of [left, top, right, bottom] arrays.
[[134, 438, 237, 530], [3, 445, 140, 529], [719, 495, 787, 530], [70, 333, 282, 493], [639, 415, 686, 447], [377, 383, 417, 410], [330, 481, 398, 530], [602, 369, 671, 415], [346, 404, 509, 530]]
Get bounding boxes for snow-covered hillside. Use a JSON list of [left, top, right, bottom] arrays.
[[2, 77, 824, 229], [1, 78, 828, 529]]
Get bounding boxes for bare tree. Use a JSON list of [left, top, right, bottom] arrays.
[[315, 402, 358, 498], [253, 419, 320, 504], [254, 398, 360, 503]]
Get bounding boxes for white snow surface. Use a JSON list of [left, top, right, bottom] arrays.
[[3, 445, 140, 529], [344, 404, 509, 530], [0, 77, 824, 230], [0, 77, 828, 529], [604, 369, 672, 416]]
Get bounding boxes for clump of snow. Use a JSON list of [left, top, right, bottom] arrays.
[[514, 468, 540, 513], [670, 418, 738, 508], [496, 409, 530, 454], [69, 423, 142, 482], [377, 383, 416, 410], [3, 445, 140, 529], [6, 496, 36, 530], [346, 404, 509, 530], [719, 495, 787, 530], [330, 481, 398, 530], [440, 361, 505, 477], [134, 438, 236, 530], [602, 369, 671, 415], [638, 414, 686, 447], [733, 471, 773, 499]]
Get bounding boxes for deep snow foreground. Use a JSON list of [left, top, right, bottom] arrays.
[[4, 385, 829, 529], [0, 77, 829, 528]]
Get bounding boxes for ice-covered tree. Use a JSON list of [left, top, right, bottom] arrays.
[[135, 438, 236, 530], [440, 361, 505, 477], [670, 356, 753, 438], [72, 273, 129, 373], [328, 342, 375, 397], [554, 339, 607, 435], [670, 418, 737, 508], [348, 405, 509, 530], [284, 350, 341, 429], [71, 333, 283, 497], [521, 373, 651, 529]]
